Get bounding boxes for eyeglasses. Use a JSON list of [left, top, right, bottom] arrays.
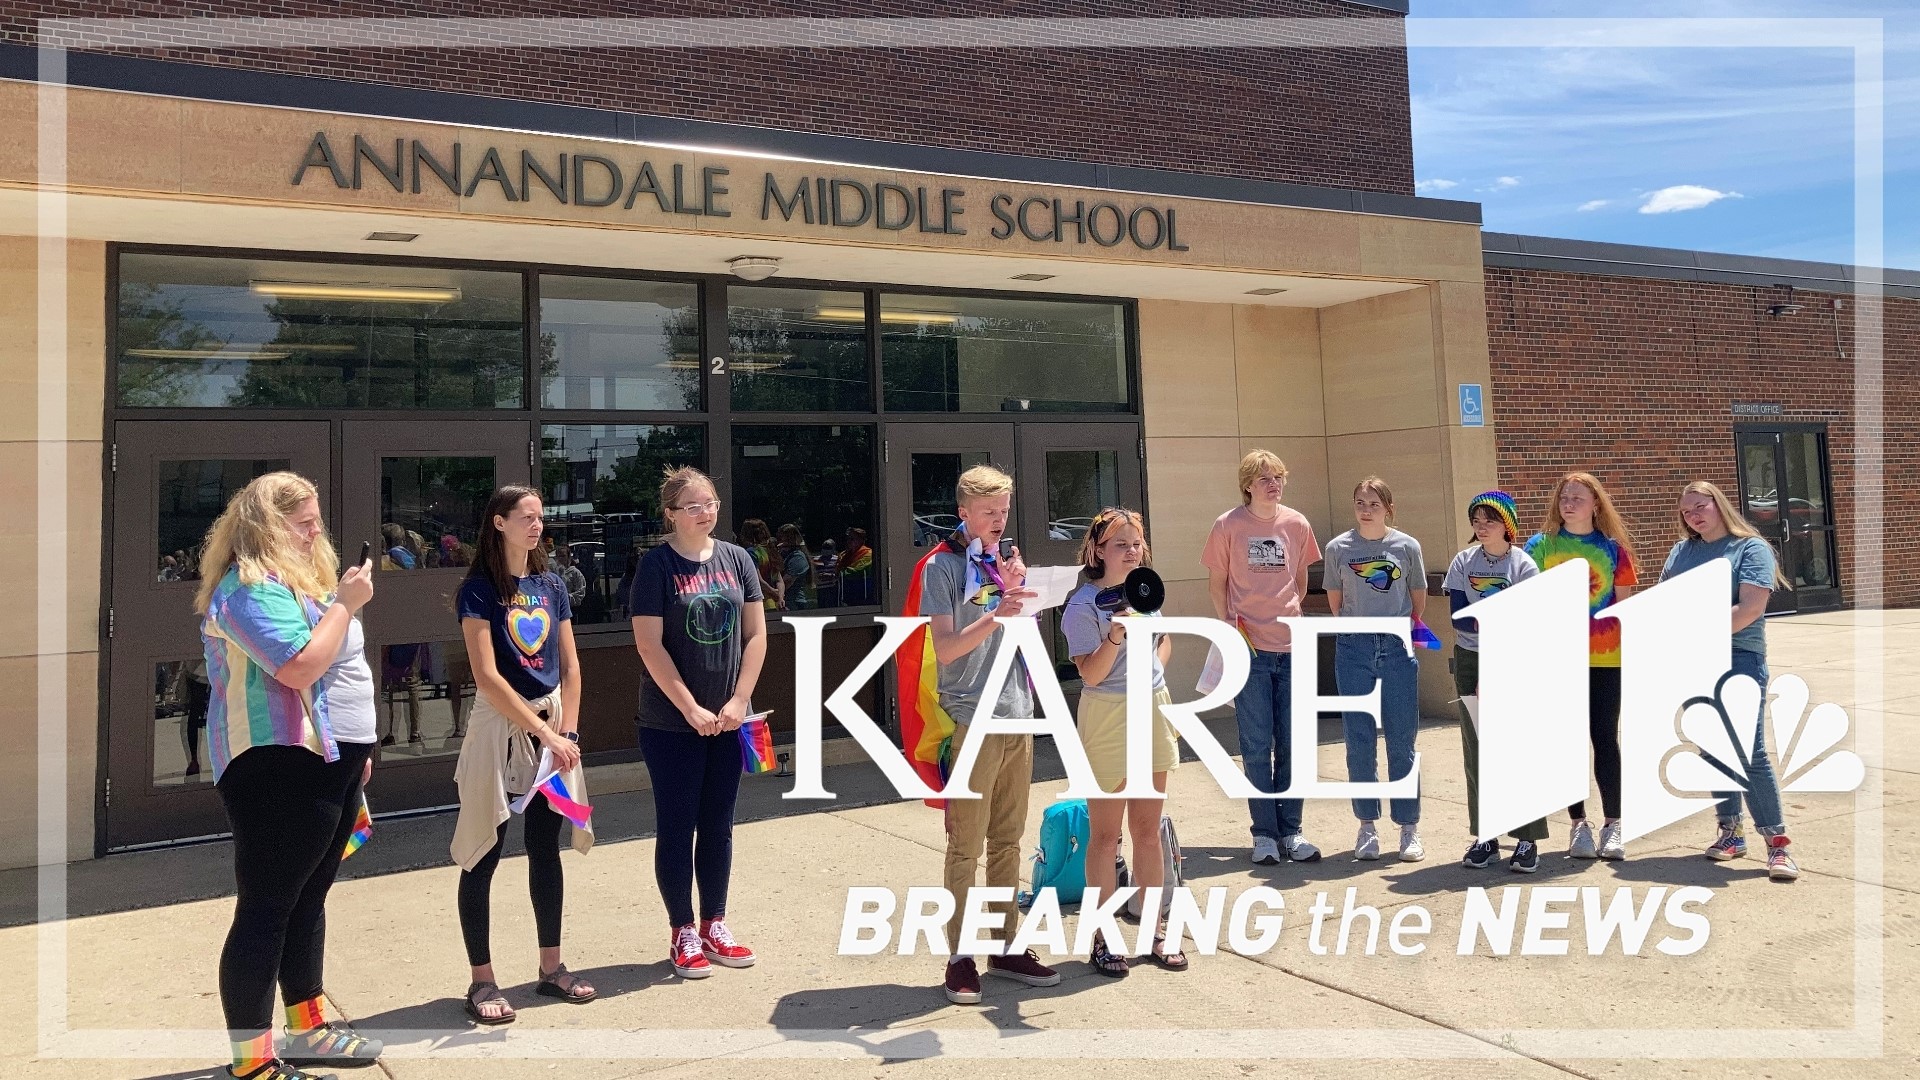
[[671, 500, 721, 515]]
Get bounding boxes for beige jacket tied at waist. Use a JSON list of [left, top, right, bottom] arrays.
[[451, 688, 593, 871]]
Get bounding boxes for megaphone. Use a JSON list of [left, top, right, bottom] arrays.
[[1094, 566, 1165, 615]]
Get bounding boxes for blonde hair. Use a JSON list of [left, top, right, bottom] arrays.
[[1677, 480, 1790, 588], [1076, 506, 1151, 579], [1238, 450, 1288, 506], [956, 463, 1013, 505], [1542, 471, 1637, 568], [193, 471, 338, 615], [1352, 475, 1396, 525], [659, 465, 715, 513]]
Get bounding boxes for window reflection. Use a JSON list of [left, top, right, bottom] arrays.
[[540, 424, 705, 625], [152, 659, 212, 786], [881, 294, 1128, 413], [117, 253, 523, 409], [379, 457, 494, 570], [539, 275, 701, 410], [727, 287, 872, 412], [377, 638, 473, 759], [732, 426, 877, 610], [1045, 450, 1119, 540], [157, 458, 289, 582]]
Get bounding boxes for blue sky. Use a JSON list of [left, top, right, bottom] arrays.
[[1406, 1, 1918, 268]]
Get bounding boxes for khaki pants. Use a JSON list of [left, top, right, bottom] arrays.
[[942, 722, 1034, 955]]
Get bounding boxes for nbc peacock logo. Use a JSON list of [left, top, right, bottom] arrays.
[[1661, 672, 1866, 798]]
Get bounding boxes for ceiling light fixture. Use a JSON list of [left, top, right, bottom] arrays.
[[365, 231, 419, 242], [1244, 287, 1289, 296], [123, 347, 291, 361], [815, 306, 961, 325], [250, 280, 461, 303], [727, 256, 782, 282], [1011, 273, 1056, 282]]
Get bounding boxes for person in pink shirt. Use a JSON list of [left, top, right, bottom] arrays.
[[1202, 450, 1324, 865]]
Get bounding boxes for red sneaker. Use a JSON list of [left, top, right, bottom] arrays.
[[987, 948, 1061, 986], [943, 957, 982, 1004], [700, 918, 757, 968], [670, 924, 712, 979]]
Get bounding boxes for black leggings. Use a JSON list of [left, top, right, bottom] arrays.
[[216, 740, 373, 1035], [457, 791, 565, 967], [1569, 666, 1623, 821], [638, 725, 742, 928]]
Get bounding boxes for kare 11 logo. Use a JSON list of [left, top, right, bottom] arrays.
[[780, 559, 1863, 841]]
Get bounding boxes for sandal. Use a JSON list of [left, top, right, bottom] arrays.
[[282, 1020, 383, 1068], [1090, 932, 1130, 978], [229, 1061, 332, 1080], [463, 981, 515, 1025], [536, 963, 597, 1003], [1148, 937, 1189, 972]]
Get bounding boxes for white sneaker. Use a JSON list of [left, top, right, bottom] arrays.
[[1569, 819, 1598, 859], [1354, 821, 1381, 861], [1598, 821, 1626, 860], [1282, 833, 1323, 863], [1250, 836, 1281, 865], [1398, 824, 1426, 862]]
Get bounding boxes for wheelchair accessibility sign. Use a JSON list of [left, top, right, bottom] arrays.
[[1459, 383, 1485, 427]]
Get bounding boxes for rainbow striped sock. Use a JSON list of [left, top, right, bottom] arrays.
[[285, 994, 324, 1034], [230, 1030, 274, 1077]]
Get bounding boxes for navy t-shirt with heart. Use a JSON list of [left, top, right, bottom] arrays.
[[457, 570, 573, 701]]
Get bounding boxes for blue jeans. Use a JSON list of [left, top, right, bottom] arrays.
[[1713, 650, 1787, 835], [1335, 633, 1421, 825], [1234, 650, 1305, 841]]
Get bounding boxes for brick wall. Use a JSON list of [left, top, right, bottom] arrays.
[[1486, 266, 1919, 609], [4, 1, 1414, 194]]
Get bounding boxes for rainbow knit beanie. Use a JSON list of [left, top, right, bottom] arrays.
[[1468, 490, 1520, 542]]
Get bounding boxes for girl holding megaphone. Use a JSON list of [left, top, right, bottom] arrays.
[[1061, 507, 1187, 977]]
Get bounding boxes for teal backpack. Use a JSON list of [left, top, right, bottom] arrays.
[[1024, 799, 1091, 905]]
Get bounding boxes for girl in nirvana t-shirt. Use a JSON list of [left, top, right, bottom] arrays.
[[630, 467, 768, 979]]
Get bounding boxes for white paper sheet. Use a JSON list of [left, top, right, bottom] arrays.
[[1460, 695, 1480, 734], [1018, 565, 1084, 612], [1196, 643, 1226, 696]]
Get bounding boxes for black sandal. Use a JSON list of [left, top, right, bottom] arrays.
[[536, 963, 597, 1003], [1148, 936, 1190, 972], [1090, 932, 1130, 978], [464, 981, 515, 1025], [228, 1061, 332, 1080], [282, 1020, 383, 1068]]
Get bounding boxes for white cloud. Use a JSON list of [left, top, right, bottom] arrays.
[[1638, 185, 1743, 214], [1577, 199, 1613, 212], [1415, 178, 1459, 193], [1493, 176, 1521, 188]]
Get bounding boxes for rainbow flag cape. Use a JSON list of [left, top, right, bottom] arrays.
[[739, 714, 776, 774], [340, 793, 372, 861], [897, 544, 959, 808]]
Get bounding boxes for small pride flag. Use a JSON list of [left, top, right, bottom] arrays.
[[340, 793, 372, 862], [513, 750, 592, 830], [1410, 615, 1443, 651], [738, 712, 776, 775]]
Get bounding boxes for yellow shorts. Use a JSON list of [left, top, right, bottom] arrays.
[[1076, 685, 1180, 793]]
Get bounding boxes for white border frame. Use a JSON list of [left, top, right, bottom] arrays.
[[31, 14, 1885, 1062]]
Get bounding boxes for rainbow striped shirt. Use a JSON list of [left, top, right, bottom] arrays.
[[201, 568, 339, 781]]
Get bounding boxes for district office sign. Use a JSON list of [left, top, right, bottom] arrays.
[[1732, 401, 1786, 416]]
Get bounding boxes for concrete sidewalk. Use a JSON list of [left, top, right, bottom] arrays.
[[4, 610, 1915, 1079]]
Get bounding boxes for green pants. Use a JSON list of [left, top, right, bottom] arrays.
[[1454, 648, 1550, 842]]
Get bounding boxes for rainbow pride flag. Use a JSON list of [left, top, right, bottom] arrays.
[[739, 713, 776, 774], [1410, 614, 1443, 651], [897, 544, 959, 808], [513, 751, 592, 830], [340, 793, 372, 861]]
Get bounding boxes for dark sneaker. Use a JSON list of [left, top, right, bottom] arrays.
[[1462, 839, 1499, 868], [987, 948, 1062, 987], [1509, 840, 1540, 874], [943, 958, 982, 1004], [1706, 823, 1747, 861]]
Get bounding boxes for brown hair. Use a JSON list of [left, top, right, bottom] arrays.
[[1677, 480, 1790, 588], [1076, 506, 1151, 579], [1237, 449, 1288, 506], [467, 485, 549, 603], [193, 471, 337, 614], [1542, 472, 1636, 569], [1352, 475, 1396, 525]]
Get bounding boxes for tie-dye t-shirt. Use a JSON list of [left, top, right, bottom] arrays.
[[1523, 529, 1640, 667], [200, 568, 338, 781], [458, 571, 574, 701]]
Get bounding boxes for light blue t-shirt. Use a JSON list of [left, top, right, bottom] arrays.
[[1062, 583, 1166, 694], [1661, 535, 1777, 659]]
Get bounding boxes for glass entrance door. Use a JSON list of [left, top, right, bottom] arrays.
[[106, 421, 331, 848], [1736, 426, 1841, 613], [340, 420, 533, 811]]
